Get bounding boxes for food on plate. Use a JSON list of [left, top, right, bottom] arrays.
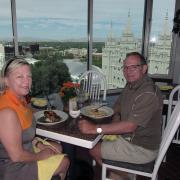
[[31, 98, 47, 107], [44, 110, 61, 122], [81, 105, 114, 120], [37, 110, 62, 123], [86, 108, 107, 118]]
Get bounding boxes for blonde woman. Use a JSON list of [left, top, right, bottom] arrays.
[[0, 57, 69, 180]]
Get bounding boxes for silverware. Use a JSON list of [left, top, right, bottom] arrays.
[[93, 102, 108, 112]]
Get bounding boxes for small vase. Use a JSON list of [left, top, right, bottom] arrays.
[[63, 101, 69, 112]]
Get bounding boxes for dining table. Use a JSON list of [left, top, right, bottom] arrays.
[[36, 115, 103, 149], [33, 98, 112, 180]]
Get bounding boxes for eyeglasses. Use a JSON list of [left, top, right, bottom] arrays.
[[122, 64, 143, 71]]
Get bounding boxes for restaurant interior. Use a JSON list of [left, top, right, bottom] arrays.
[[1, 0, 180, 180]]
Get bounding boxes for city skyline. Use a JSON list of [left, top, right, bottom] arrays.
[[0, 0, 175, 41]]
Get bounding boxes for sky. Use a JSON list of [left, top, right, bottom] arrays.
[[0, 0, 176, 41]]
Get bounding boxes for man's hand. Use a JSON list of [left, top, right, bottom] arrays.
[[78, 120, 96, 134], [112, 113, 120, 122]]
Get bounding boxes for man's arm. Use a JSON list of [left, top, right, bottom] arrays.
[[99, 120, 137, 134], [78, 119, 137, 135], [112, 95, 121, 122], [113, 95, 121, 114]]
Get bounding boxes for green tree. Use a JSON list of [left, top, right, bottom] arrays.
[[31, 59, 71, 97]]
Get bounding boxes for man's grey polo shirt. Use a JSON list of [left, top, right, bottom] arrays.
[[117, 75, 163, 150]]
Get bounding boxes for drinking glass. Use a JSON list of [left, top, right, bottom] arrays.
[[77, 90, 86, 108], [69, 97, 80, 127]]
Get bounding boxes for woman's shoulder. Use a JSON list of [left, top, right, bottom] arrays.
[[0, 107, 18, 120], [0, 94, 11, 109]]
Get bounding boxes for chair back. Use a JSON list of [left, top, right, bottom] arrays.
[[167, 85, 180, 121], [78, 70, 107, 101], [152, 100, 180, 179], [167, 85, 180, 144]]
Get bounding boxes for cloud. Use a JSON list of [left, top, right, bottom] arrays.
[[0, 0, 175, 41], [0, 18, 12, 26]]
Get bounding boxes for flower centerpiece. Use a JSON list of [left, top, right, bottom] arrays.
[[59, 81, 80, 106]]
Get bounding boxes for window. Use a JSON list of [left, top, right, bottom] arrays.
[[148, 0, 175, 76], [16, 0, 87, 83], [1, 0, 180, 93], [0, 0, 13, 68], [93, 0, 144, 89]]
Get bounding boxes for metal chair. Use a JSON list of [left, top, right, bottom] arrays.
[[78, 70, 107, 101], [102, 100, 180, 180], [166, 85, 180, 144]]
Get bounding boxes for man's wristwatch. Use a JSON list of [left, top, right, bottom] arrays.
[[96, 127, 102, 134]]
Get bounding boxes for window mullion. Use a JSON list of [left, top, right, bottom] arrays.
[[87, 0, 93, 70], [142, 0, 153, 59], [11, 0, 19, 56]]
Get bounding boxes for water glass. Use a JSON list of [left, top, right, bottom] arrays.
[[77, 91, 86, 108]]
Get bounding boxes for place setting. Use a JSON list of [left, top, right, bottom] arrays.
[[80, 101, 114, 124], [70, 95, 114, 124], [34, 109, 69, 126]]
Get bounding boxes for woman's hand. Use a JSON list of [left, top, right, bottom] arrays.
[[47, 141, 62, 153], [38, 148, 59, 160], [36, 141, 62, 154], [78, 120, 96, 134]]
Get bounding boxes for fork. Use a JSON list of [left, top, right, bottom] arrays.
[[93, 103, 108, 112]]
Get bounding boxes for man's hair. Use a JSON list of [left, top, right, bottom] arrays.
[[126, 52, 147, 65]]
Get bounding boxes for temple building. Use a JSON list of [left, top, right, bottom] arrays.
[[148, 12, 172, 75], [102, 12, 171, 89]]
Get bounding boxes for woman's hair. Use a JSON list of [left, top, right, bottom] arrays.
[[0, 57, 30, 93]]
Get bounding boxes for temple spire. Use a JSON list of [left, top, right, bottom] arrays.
[[121, 9, 134, 42], [123, 9, 132, 36], [123, 9, 133, 35], [106, 20, 116, 43], [161, 10, 170, 36]]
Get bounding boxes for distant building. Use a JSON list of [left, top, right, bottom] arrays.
[[64, 48, 87, 58], [93, 52, 102, 61], [148, 13, 172, 74], [102, 12, 171, 89], [4, 44, 39, 59], [29, 44, 39, 55], [4, 45, 20, 59], [63, 59, 103, 82], [24, 57, 39, 64], [39, 46, 54, 52], [0, 44, 5, 70], [102, 13, 140, 89]]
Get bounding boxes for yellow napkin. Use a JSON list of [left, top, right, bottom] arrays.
[[102, 135, 118, 141], [33, 138, 65, 180]]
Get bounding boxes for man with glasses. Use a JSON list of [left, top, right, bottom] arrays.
[[78, 52, 163, 179]]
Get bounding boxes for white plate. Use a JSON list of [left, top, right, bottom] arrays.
[[34, 110, 68, 126], [80, 105, 114, 119]]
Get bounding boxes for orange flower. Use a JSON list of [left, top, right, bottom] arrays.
[[59, 81, 80, 103]]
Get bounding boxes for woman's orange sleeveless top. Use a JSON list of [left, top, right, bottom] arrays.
[[0, 90, 32, 130]]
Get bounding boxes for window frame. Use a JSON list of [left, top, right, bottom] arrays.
[[10, 0, 179, 87]]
